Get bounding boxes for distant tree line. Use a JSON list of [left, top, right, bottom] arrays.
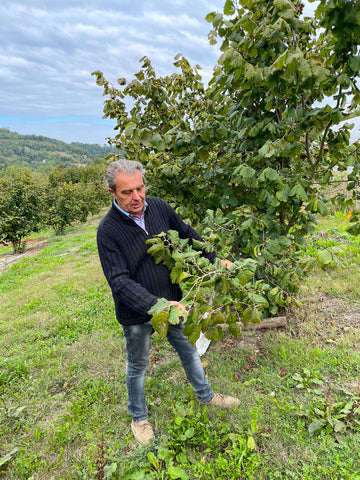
[[0, 128, 117, 172], [0, 160, 111, 253]]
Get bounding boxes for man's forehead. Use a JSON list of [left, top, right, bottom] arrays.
[[116, 170, 144, 189]]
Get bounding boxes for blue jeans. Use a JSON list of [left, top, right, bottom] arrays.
[[122, 322, 214, 422]]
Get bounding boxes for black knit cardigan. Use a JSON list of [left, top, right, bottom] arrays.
[[97, 196, 216, 326]]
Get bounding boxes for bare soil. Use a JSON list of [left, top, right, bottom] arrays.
[[0, 237, 48, 273]]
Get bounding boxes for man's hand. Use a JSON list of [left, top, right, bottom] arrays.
[[169, 300, 187, 312], [221, 259, 233, 270]]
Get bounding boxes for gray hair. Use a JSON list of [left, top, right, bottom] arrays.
[[105, 158, 146, 190]]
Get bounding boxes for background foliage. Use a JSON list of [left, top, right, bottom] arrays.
[[0, 146, 112, 251]]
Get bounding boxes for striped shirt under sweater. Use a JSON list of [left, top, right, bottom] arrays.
[[97, 196, 216, 326]]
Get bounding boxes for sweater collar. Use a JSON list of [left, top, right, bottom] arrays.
[[112, 199, 148, 219]]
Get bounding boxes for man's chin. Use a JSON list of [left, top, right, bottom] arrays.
[[130, 205, 143, 215]]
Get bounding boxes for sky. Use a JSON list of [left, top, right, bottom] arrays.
[[3, 1, 357, 148], [0, 0, 226, 145]]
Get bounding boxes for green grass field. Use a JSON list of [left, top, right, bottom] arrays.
[[1, 211, 360, 479]]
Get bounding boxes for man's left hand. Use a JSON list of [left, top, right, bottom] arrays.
[[221, 259, 233, 270], [169, 301, 187, 312]]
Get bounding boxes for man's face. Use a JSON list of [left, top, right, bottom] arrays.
[[109, 169, 146, 216]]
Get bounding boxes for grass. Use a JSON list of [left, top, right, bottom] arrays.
[[1, 211, 360, 479]]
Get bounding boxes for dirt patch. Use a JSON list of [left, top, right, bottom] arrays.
[[312, 295, 360, 328], [0, 237, 48, 274], [290, 294, 360, 333], [209, 293, 360, 356], [0, 237, 46, 248]]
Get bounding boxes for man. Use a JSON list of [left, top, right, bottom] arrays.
[[97, 158, 239, 446]]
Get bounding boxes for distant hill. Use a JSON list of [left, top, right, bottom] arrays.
[[0, 128, 118, 172]]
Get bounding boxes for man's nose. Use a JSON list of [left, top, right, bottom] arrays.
[[132, 190, 140, 200]]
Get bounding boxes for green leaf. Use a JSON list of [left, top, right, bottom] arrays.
[[103, 463, 118, 477], [312, 65, 330, 84], [279, 8, 294, 19], [316, 200, 328, 216], [200, 314, 211, 332], [192, 239, 204, 250], [308, 419, 325, 435], [237, 269, 255, 286], [150, 133, 165, 150], [168, 306, 184, 325], [139, 129, 152, 146], [347, 222, 360, 235], [297, 59, 312, 79], [266, 240, 282, 255], [276, 190, 288, 202], [147, 244, 164, 257], [198, 148, 210, 161], [334, 420, 346, 433], [179, 270, 191, 282], [183, 323, 202, 344], [247, 435, 256, 450], [205, 12, 215, 23], [148, 297, 170, 316], [247, 292, 269, 307], [274, 0, 292, 9], [349, 56, 360, 73], [151, 312, 169, 337], [228, 322, 242, 337], [170, 265, 182, 283], [157, 446, 174, 462], [264, 167, 281, 181], [243, 306, 262, 324], [234, 164, 256, 180], [244, 63, 256, 80], [147, 452, 160, 470], [270, 287, 279, 296], [317, 249, 332, 265], [212, 12, 223, 27], [210, 310, 226, 324], [230, 51, 244, 68], [289, 185, 308, 201], [213, 294, 227, 307], [205, 325, 224, 341], [272, 52, 287, 70], [224, 0, 235, 15], [124, 123, 136, 137], [241, 218, 253, 228], [167, 466, 190, 480], [278, 236, 291, 247]]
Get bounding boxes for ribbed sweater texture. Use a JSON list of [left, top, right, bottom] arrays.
[[97, 196, 215, 326]]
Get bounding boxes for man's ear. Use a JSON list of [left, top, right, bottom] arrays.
[[108, 187, 116, 199]]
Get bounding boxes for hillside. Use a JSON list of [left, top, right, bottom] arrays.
[[0, 128, 117, 172]]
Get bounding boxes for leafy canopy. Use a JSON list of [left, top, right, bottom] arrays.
[[93, 0, 360, 339]]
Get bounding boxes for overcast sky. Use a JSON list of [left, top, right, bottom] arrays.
[[3, 1, 346, 148], [0, 0, 226, 145]]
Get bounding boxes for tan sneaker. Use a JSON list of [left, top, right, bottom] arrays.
[[131, 420, 154, 446], [208, 393, 240, 408]]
